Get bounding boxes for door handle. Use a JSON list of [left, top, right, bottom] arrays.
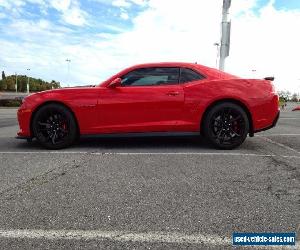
[[166, 91, 180, 96]]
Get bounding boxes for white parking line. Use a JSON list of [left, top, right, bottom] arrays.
[[256, 134, 300, 137], [280, 118, 300, 120], [0, 229, 231, 246], [260, 137, 300, 154], [0, 151, 299, 159]]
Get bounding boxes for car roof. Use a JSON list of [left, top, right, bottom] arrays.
[[129, 62, 238, 80], [100, 62, 238, 86]]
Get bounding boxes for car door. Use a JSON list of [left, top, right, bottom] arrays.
[[96, 67, 185, 133]]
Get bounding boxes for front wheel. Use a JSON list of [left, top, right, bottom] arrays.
[[32, 103, 77, 149], [203, 102, 249, 149]]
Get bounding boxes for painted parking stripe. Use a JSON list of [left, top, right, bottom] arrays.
[[91, 152, 300, 159], [0, 229, 231, 246], [0, 151, 299, 159], [260, 137, 300, 154], [280, 118, 300, 119], [256, 134, 300, 136]]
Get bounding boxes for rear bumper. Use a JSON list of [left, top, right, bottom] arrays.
[[254, 110, 280, 133]]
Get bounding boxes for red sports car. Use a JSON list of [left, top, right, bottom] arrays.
[[17, 62, 280, 149], [292, 106, 300, 111]]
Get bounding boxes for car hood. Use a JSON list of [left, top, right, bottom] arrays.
[[22, 86, 99, 104], [41, 85, 96, 93]]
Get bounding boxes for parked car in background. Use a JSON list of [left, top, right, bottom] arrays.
[[292, 106, 300, 111]]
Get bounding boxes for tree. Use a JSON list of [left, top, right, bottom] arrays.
[[5, 77, 15, 91], [51, 80, 61, 89], [278, 90, 292, 101], [291, 93, 299, 102], [1, 71, 6, 80], [0, 79, 7, 90], [0, 74, 60, 92]]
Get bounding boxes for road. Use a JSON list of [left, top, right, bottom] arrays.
[[0, 104, 299, 249], [0, 92, 29, 100]]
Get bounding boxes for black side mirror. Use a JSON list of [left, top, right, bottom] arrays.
[[108, 78, 122, 88]]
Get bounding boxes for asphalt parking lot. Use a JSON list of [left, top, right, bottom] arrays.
[[0, 104, 299, 249]]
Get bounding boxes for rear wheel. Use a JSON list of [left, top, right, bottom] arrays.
[[203, 102, 249, 149], [32, 103, 77, 149]]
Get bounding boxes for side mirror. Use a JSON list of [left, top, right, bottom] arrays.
[[108, 78, 122, 88]]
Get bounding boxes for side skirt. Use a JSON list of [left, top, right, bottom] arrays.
[[80, 132, 200, 139]]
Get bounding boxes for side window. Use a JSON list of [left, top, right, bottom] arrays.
[[121, 67, 179, 87], [180, 68, 205, 83]]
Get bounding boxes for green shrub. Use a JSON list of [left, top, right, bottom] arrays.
[[0, 99, 22, 107]]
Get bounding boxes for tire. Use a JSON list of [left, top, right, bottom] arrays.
[[32, 103, 77, 149], [203, 102, 249, 149]]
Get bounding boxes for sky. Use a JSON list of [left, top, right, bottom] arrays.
[[0, 0, 299, 93]]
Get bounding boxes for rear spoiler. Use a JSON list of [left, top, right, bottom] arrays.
[[264, 76, 275, 81]]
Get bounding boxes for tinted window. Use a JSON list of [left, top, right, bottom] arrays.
[[121, 67, 179, 86], [180, 68, 205, 83]]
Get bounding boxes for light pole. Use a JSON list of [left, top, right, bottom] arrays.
[[214, 43, 220, 68], [66, 59, 71, 87], [15, 72, 18, 93], [26, 69, 30, 94], [297, 79, 300, 102], [219, 0, 231, 71]]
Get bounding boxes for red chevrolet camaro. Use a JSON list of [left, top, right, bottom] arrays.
[[17, 62, 280, 149]]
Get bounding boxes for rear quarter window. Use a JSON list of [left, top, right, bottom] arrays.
[[180, 68, 205, 83]]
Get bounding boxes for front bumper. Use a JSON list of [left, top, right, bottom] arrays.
[[15, 135, 32, 141], [17, 106, 33, 138]]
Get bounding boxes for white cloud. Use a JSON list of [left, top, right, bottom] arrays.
[[89, 0, 223, 74], [50, 0, 71, 12], [49, 0, 87, 26], [63, 5, 87, 26], [227, 0, 300, 92], [1, 0, 300, 93], [120, 12, 129, 20], [26, 0, 47, 6], [0, 0, 10, 9], [0, 0, 87, 26], [129, 0, 147, 6], [230, 0, 257, 15], [0, 0, 25, 16], [112, 0, 131, 8]]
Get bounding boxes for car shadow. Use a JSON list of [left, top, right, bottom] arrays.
[[15, 135, 213, 151], [76, 135, 211, 150]]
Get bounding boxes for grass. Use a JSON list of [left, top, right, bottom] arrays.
[[0, 99, 22, 107]]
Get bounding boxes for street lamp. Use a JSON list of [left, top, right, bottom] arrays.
[[219, 0, 231, 71], [297, 79, 300, 101], [214, 43, 220, 68], [26, 69, 30, 94], [15, 72, 18, 93], [66, 59, 71, 87]]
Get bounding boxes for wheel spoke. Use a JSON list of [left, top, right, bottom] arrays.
[[38, 122, 51, 128], [230, 128, 241, 137], [51, 131, 57, 144], [229, 115, 242, 123], [219, 131, 226, 144]]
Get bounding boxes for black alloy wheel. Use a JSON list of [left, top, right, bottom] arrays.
[[203, 102, 249, 149], [32, 103, 77, 149]]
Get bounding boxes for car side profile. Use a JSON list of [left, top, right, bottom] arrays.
[[17, 62, 280, 149]]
